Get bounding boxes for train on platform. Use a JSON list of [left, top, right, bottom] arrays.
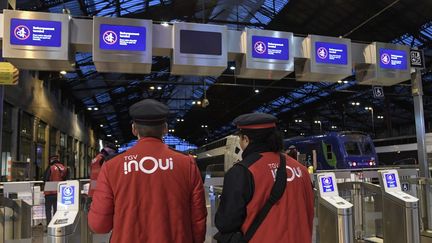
[[284, 131, 378, 170]]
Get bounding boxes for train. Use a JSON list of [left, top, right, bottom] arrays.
[[195, 135, 242, 179], [284, 131, 378, 170]]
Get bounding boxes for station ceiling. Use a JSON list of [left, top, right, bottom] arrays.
[[19, 0, 432, 146]]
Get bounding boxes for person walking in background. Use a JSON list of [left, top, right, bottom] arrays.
[[88, 143, 117, 197], [43, 155, 68, 225]]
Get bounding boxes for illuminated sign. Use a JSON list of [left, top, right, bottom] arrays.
[[315, 42, 348, 65], [321, 176, 335, 192], [379, 48, 407, 70], [60, 185, 75, 205], [10, 18, 61, 47], [251, 36, 289, 60], [385, 173, 398, 188], [99, 24, 146, 51]]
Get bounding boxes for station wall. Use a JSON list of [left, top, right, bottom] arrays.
[[1, 70, 98, 181]]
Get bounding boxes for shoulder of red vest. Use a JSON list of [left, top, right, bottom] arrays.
[[167, 147, 190, 157], [237, 153, 262, 169]]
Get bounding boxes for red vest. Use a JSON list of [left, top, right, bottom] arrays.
[[241, 152, 314, 243], [88, 153, 104, 197], [45, 163, 67, 195], [88, 137, 207, 243]]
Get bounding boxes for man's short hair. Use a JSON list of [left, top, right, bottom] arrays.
[[134, 122, 166, 138]]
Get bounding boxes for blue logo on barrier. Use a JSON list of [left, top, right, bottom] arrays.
[[385, 173, 398, 188], [61, 186, 74, 205], [99, 24, 146, 51], [379, 48, 407, 70], [10, 19, 62, 47], [315, 42, 348, 65], [251, 35, 289, 60], [321, 177, 334, 192]]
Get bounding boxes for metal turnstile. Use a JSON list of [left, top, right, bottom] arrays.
[[317, 172, 354, 243], [377, 169, 420, 243], [48, 180, 81, 243]]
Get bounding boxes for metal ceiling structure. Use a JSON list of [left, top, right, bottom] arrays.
[[18, 0, 432, 149]]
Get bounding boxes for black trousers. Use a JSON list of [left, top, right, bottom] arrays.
[[45, 194, 57, 225]]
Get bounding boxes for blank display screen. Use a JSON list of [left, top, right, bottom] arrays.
[[180, 30, 222, 55]]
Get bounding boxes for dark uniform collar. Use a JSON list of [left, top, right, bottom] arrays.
[[242, 143, 272, 159]]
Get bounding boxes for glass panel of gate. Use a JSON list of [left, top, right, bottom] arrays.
[[361, 182, 383, 239]]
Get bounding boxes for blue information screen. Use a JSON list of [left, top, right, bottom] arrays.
[[385, 173, 398, 188], [99, 24, 146, 51], [60, 185, 75, 205], [321, 177, 335, 193], [251, 35, 289, 60], [10, 18, 62, 47], [315, 42, 348, 65], [379, 48, 407, 70]]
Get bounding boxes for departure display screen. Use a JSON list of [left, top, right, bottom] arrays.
[[10, 18, 62, 47], [379, 48, 407, 70], [321, 176, 335, 193], [179, 30, 222, 55], [251, 35, 289, 60], [315, 42, 348, 65], [385, 173, 398, 188], [99, 24, 146, 51], [60, 185, 75, 205]]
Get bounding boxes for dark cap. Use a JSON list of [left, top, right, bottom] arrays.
[[49, 155, 59, 163], [233, 112, 277, 129], [129, 99, 169, 125]]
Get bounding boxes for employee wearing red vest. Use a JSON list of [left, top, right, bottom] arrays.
[[88, 99, 207, 243], [215, 113, 314, 243], [88, 144, 117, 197], [43, 155, 68, 225]]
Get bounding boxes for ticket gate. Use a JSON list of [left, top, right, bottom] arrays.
[[47, 180, 81, 243], [317, 172, 354, 243], [378, 169, 420, 243]]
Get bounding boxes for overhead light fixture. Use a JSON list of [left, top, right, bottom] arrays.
[[150, 86, 155, 90], [157, 86, 162, 90], [229, 66, 235, 70], [181, 119, 184, 122], [377, 115, 384, 119], [331, 125, 337, 129], [197, 101, 202, 105], [93, 107, 99, 111], [192, 101, 196, 105], [295, 119, 303, 123], [254, 89, 260, 94], [337, 80, 342, 84], [343, 80, 349, 84], [161, 22, 169, 27], [115, 140, 118, 143], [107, 134, 112, 137], [284, 129, 287, 132], [314, 120, 321, 124], [87, 107, 92, 111], [300, 133, 305, 136], [176, 119, 180, 122], [60, 70, 67, 75], [100, 124, 104, 128]]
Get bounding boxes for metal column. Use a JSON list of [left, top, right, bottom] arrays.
[[411, 69, 432, 228]]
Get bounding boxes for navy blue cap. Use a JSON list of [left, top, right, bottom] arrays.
[[233, 112, 277, 129], [129, 99, 169, 125]]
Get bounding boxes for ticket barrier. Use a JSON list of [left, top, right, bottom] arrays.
[[47, 180, 81, 243], [378, 169, 420, 243], [0, 197, 32, 243], [317, 172, 354, 243]]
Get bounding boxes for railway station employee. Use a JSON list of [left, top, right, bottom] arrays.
[[88, 99, 207, 243], [215, 113, 314, 243]]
